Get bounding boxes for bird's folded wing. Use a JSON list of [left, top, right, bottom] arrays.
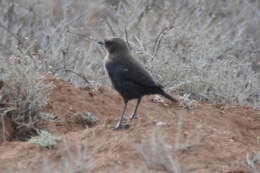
[[118, 62, 160, 88]]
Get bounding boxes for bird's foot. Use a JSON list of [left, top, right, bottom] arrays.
[[129, 113, 138, 120], [112, 121, 130, 130]]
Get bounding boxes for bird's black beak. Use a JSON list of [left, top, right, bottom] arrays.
[[97, 41, 104, 45]]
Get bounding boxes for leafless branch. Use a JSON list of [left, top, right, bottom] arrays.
[[67, 30, 99, 42], [64, 69, 90, 84], [153, 26, 175, 57], [124, 27, 131, 50]]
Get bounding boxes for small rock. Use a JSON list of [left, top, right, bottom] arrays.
[[156, 121, 167, 126]]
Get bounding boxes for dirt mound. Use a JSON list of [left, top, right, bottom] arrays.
[[0, 78, 259, 172]]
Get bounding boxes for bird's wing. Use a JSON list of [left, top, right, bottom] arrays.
[[117, 58, 161, 88]]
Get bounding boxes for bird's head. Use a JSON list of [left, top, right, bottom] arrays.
[[98, 37, 129, 54]]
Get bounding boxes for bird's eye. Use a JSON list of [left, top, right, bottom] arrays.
[[106, 41, 114, 49], [105, 41, 110, 45]]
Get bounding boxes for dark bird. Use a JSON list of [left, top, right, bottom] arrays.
[[98, 37, 178, 129]]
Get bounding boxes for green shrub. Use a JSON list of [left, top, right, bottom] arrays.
[[30, 130, 60, 148]]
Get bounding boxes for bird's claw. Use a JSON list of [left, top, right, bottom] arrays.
[[112, 122, 130, 130], [129, 114, 138, 120]]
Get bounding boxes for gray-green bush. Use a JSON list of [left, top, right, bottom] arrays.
[[0, 58, 52, 140], [0, 0, 259, 108], [30, 130, 60, 148]]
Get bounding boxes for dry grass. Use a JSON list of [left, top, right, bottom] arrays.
[[137, 127, 182, 173], [5, 137, 97, 173], [241, 152, 260, 173], [137, 110, 198, 173]]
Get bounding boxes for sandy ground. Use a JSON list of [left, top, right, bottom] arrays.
[[0, 78, 259, 173]]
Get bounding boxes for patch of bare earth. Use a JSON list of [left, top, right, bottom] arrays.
[[0, 78, 259, 172]]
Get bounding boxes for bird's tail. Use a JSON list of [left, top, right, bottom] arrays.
[[159, 90, 178, 102]]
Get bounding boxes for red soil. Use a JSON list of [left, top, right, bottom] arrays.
[[0, 78, 259, 172]]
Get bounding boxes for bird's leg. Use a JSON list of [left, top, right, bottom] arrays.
[[129, 98, 142, 120], [113, 101, 128, 129]]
